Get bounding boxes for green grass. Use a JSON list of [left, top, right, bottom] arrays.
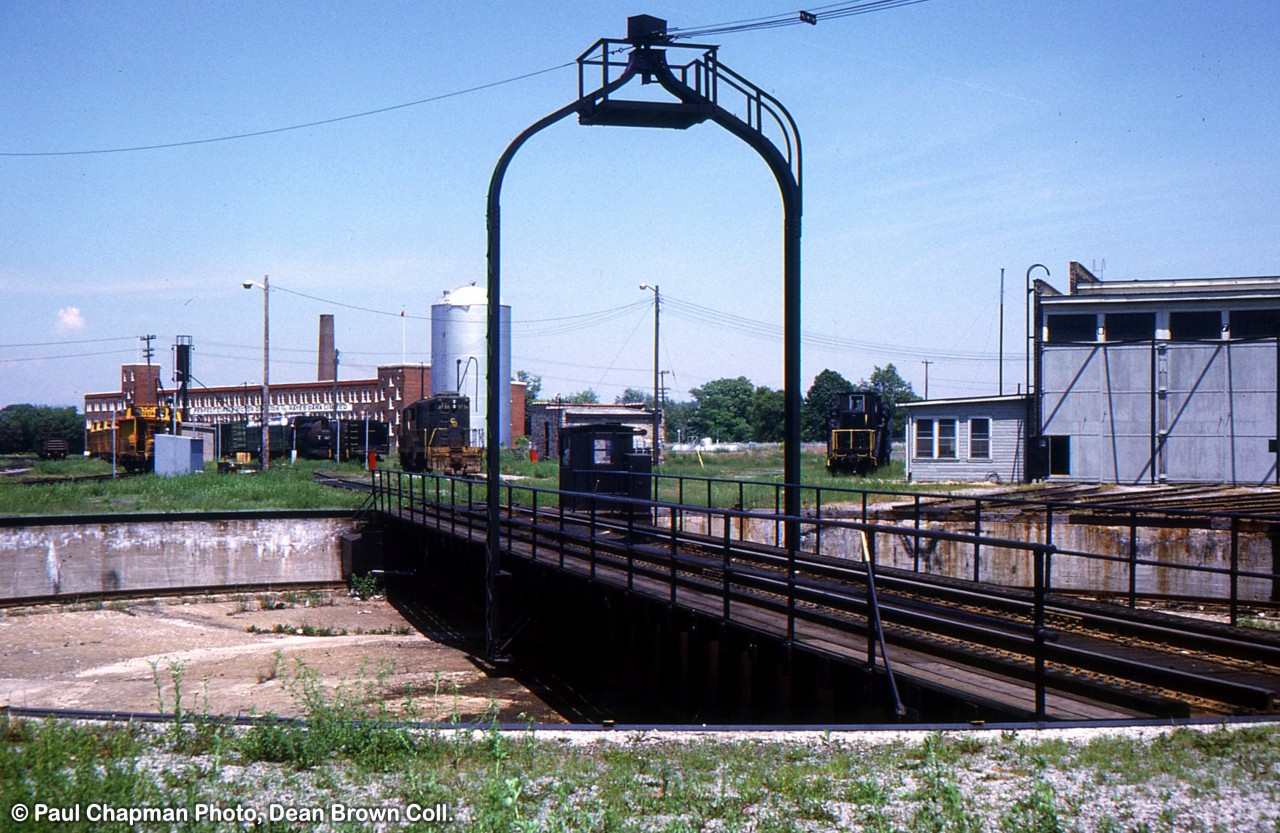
[[496, 447, 972, 513], [2, 707, 1276, 833], [0, 453, 112, 481], [0, 458, 367, 516]]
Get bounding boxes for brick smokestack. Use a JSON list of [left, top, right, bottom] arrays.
[[317, 314, 336, 381]]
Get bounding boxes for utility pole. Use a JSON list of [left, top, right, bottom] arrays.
[[640, 283, 660, 467], [333, 350, 341, 462], [998, 268, 1005, 396], [242, 275, 270, 471], [922, 360, 933, 400]]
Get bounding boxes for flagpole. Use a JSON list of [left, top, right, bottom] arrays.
[[401, 309, 406, 364]]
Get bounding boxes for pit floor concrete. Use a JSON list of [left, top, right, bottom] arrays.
[[0, 591, 565, 723]]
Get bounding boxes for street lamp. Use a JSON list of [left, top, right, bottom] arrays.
[[242, 274, 270, 471], [1024, 264, 1049, 402], [639, 283, 660, 467], [1025, 264, 1049, 482]]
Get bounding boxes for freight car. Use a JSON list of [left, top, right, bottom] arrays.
[[290, 415, 334, 460], [827, 389, 892, 475], [398, 394, 482, 475], [35, 434, 69, 460], [85, 404, 178, 472], [337, 419, 390, 463], [217, 421, 289, 462]]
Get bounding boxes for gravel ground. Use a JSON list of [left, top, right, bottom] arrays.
[[92, 721, 1279, 832]]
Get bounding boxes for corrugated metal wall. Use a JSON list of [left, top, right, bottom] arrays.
[[1041, 340, 1278, 484]]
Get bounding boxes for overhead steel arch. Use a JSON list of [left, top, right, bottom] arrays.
[[484, 18, 803, 659]]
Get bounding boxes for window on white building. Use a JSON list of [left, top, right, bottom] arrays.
[[914, 420, 934, 458], [969, 418, 991, 459], [937, 419, 957, 458]]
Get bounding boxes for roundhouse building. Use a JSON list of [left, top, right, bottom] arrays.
[[1033, 263, 1280, 485]]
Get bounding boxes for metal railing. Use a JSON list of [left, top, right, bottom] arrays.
[[372, 468, 1064, 719], [642, 471, 1279, 625]]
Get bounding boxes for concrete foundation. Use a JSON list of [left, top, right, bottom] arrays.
[[0, 512, 355, 601], [674, 506, 1278, 602]]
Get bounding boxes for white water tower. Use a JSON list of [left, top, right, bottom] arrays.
[[430, 283, 511, 447]]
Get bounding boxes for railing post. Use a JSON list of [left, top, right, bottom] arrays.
[[722, 509, 731, 623], [1128, 510, 1139, 609], [814, 487, 823, 556], [669, 504, 679, 605], [1034, 545, 1047, 722], [913, 494, 921, 573], [531, 489, 539, 563], [589, 497, 598, 580], [627, 508, 635, 592], [558, 491, 566, 570], [1044, 505, 1054, 593], [738, 482, 745, 541], [973, 498, 982, 584], [866, 531, 877, 667], [408, 471, 414, 518], [1230, 516, 1240, 626], [707, 480, 714, 536], [774, 484, 782, 548], [787, 513, 797, 643]]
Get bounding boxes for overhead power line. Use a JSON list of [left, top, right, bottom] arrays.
[[661, 294, 998, 363], [1, 61, 575, 158], [669, 0, 934, 40], [0, 336, 136, 348], [0, 348, 134, 364], [3, 1, 936, 158], [271, 286, 431, 321]]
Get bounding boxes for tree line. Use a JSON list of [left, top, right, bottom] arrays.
[[0, 404, 84, 455], [517, 364, 919, 445]]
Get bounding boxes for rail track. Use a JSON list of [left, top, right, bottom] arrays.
[[383, 494, 1280, 719]]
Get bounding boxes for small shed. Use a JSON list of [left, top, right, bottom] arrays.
[[528, 402, 654, 463], [900, 395, 1028, 484], [558, 423, 651, 516]]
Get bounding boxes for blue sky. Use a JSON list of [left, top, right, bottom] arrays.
[[3, 1, 1278, 409]]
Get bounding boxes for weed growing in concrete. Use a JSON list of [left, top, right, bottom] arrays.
[[999, 776, 1066, 833], [244, 622, 349, 637], [909, 734, 983, 833], [349, 571, 383, 600]]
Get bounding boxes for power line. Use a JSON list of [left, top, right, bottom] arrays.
[[661, 294, 998, 362], [0, 348, 134, 364], [271, 286, 431, 321], [1, 61, 575, 158], [0, 336, 136, 349], [273, 283, 651, 335], [669, 0, 934, 40]]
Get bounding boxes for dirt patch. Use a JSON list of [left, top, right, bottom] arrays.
[[0, 591, 563, 723]]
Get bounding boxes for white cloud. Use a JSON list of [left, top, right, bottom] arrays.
[[54, 306, 87, 333]]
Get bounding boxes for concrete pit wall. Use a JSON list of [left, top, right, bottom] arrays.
[[672, 507, 1277, 603], [0, 513, 356, 601]]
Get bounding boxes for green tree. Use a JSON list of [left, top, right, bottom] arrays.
[[615, 388, 651, 406], [515, 370, 542, 401], [857, 363, 919, 439], [0, 404, 83, 454], [662, 400, 696, 446], [802, 369, 856, 441], [563, 388, 599, 404], [688, 377, 755, 443], [748, 386, 785, 442]]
